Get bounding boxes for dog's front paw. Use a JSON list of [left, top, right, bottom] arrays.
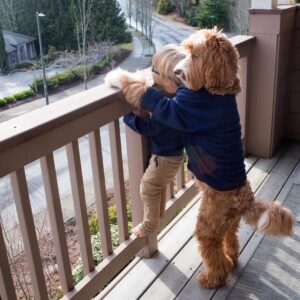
[[105, 68, 129, 89]]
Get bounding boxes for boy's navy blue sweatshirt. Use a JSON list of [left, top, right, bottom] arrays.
[[141, 85, 246, 191], [123, 112, 184, 157]]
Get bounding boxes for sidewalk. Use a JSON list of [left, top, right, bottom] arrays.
[[0, 30, 154, 123]]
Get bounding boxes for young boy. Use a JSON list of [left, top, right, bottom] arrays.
[[123, 44, 186, 237]]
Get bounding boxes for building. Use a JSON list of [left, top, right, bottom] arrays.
[[2, 30, 37, 69]]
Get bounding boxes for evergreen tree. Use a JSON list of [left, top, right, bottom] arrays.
[[196, 0, 229, 30], [0, 28, 6, 70], [41, 0, 77, 50], [90, 0, 131, 44], [157, 0, 173, 15]]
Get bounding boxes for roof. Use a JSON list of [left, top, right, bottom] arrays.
[[2, 30, 36, 53]]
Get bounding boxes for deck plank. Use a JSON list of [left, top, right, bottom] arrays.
[[104, 195, 201, 300], [225, 182, 300, 300], [102, 143, 300, 300], [176, 142, 300, 300], [212, 143, 300, 300], [138, 154, 260, 299]]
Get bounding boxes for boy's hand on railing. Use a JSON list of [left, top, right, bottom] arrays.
[[105, 68, 153, 110]]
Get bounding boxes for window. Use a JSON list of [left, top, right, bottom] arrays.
[[20, 45, 26, 61], [10, 52, 17, 65]]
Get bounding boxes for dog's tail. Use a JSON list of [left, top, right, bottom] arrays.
[[243, 199, 294, 236]]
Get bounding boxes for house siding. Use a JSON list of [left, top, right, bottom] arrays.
[[288, 6, 300, 140]]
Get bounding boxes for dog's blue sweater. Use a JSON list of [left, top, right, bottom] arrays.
[[124, 112, 184, 157], [141, 85, 246, 191]]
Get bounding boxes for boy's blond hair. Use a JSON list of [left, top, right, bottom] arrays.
[[152, 44, 186, 85]]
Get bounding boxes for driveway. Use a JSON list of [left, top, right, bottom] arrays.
[[0, 66, 68, 98]]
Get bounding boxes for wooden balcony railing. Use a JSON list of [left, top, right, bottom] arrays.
[[0, 35, 255, 300]]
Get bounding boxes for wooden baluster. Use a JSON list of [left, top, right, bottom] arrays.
[[40, 154, 73, 293], [109, 121, 129, 243], [88, 129, 112, 257], [0, 222, 17, 300], [66, 141, 94, 275], [11, 169, 48, 300]]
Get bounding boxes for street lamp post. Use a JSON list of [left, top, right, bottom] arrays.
[[36, 12, 49, 105]]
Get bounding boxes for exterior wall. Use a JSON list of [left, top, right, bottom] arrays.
[[7, 50, 18, 69], [288, 6, 300, 140], [6, 41, 37, 69], [248, 5, 296, 157]]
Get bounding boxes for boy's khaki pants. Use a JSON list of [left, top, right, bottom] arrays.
[[140, 154, 184, 234]]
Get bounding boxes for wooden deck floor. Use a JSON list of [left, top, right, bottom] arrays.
[[99, 141, 300, 300]]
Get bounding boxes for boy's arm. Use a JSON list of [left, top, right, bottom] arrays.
[[105, 69, 197, 132], [123, 113, 163, 136]]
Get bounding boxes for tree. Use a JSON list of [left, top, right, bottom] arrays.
[[0, 0, 18, 31], [90, 0, 131, 44], [72, 0, 94, 90], [157, 0, 173, 15], [124, 0, 133, 27], [229, 0, 251, 34], [196, 0, 230, 30], [0, 28, 6, 70]]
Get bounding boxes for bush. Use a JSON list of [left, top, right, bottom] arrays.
[[4, 96, 16, 104], [13, 89, 34, 101], [194, 0, 230, 30], [47, 77, 59, 90], [157, 0, 174, 14], [89, 204, 133, 236], [0, 99, 7, 106], [24, 89, 35, 97], [29, 77, 44, 93], [53, 71, 76, 85], [47, 45, 57, 56]]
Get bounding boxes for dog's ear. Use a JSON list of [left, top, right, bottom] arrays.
[[202, 34, 241, 95], [182, 39, 194, 55], [182, 38, 202, 58]]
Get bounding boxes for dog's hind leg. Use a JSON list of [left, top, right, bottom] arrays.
[[223, 217, 241, 267], [194, 187, 237, 289]]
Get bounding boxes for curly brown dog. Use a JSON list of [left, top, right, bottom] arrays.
[[105, 28, 294, 289]]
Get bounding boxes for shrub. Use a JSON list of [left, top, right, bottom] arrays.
[[47, 45, 57, 56], [47, 77, 59, 90], [24, 89, 35, 97], [157, 0, 174, 14], [29, 77, 44, 93], [73, 225, 120, 285], [4, 96, 16, 104], [195, 0, 230, 30], [53, 71, 76, 85], [0, 99, 7, 106], [13, 89, 34, 101], [13, 91, 27, 100]]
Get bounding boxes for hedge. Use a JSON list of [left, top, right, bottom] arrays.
[[29, 54, 115, 94], [13, 89, 35, 101], [0, 99, 7, 106], [3, 96, 16, 104]]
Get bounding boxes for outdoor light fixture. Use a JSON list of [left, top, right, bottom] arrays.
[[36, 12, 49, 105]]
